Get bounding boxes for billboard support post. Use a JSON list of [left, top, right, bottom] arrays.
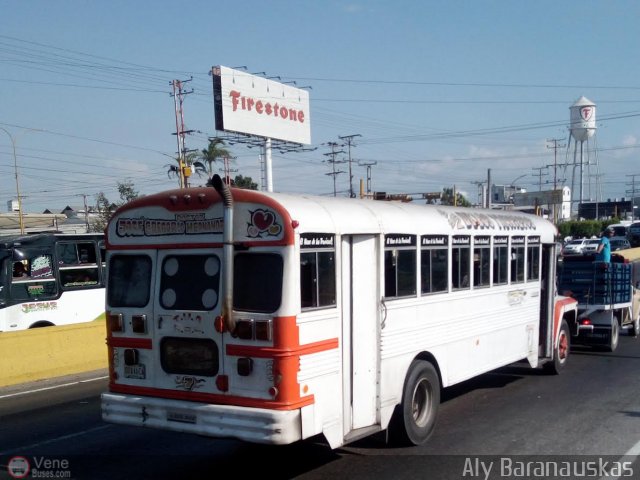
[[265, 138, 273, 192]]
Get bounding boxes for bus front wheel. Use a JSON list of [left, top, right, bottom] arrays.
[[390, 360, 440, 446], [545, 319, 570, 375]]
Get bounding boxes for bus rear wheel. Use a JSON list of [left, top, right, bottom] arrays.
[[390, 360, 440, 446]]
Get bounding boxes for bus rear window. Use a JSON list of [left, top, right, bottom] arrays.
[[159, 255, 221, 311], [234, 253, 283, 313], [108, 255, 152, 308]]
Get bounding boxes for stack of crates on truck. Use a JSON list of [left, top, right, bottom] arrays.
[[558, 255, 638, 352]]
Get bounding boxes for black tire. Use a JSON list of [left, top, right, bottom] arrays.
[[607, 318, 620, 352], [631, 313, 640, 337], [389, 360, 440, 446], [546, 319, 570, 375]]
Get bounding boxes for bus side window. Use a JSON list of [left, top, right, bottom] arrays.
[[13, 261, 29, 279], [11, 254, 57, 300], [384, 242, 417, 298], [59, 241, 100, 290], [452, 236, 470, 290], [527, 237, 541, 281], [60, 268, 99, 289], [510, 237, 526, 284], [300, 251, 336, 309], [57, 243, 78, 265], [493, 237, 509, 285]]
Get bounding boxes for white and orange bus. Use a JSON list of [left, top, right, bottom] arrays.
[[101, 176, 577, 448]]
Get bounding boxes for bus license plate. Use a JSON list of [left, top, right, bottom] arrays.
[[124, 364, 146, 379], [167, 411, 197, 424]]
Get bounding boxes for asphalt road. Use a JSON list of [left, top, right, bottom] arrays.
[[2, 334, 640, 480]]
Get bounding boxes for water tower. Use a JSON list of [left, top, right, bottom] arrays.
[[568, 96, 600, 216]]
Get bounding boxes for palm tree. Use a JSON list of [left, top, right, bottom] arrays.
[[441, 187, 471, 207], [193, 138, 232, 185]]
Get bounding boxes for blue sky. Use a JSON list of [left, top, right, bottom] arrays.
[[1, 1, 639, 213]]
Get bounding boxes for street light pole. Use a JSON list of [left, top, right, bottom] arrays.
[[510, 174, 527, 188], [0, 126, 36, 235]]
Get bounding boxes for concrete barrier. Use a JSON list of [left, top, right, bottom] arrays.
[[0, 317, 107, 388], [619, 246, 640, 263]]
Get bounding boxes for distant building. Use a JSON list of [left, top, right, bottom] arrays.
[[0, 199, 101, 234], [512, 187, 571, 221], [491, 185, 526, 204], [578, 198, 637, 221]]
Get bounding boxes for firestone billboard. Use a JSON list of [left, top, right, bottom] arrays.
[[212, 65, 311, 145]]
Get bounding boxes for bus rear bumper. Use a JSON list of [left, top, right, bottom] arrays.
[[101, 393, 302, 445]]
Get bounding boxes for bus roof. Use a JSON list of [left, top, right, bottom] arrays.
[[110, 187, 556, 244], [264, 191, 555, 239], [0, 233, 103, 249]]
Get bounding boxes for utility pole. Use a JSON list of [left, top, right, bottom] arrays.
[[324, 142, 346, 197], [487, 169, 492, 209], [75, 193, 90, 232], [546, 138, 566, 224], [532, 166, 548, 191], [358, 160, 377, 195], [546, 138, 566, 191], [220, 157, 238, 185], [339, 134, 361, 198], [170, 78, 194, 189], [626, 173, 640, 221]]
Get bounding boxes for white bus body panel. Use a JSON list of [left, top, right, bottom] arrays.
[[1, 288, 105, 331], [101, 393, 303, 445]]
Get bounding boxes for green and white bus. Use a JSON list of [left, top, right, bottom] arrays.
[[0, 233, 105, 331]]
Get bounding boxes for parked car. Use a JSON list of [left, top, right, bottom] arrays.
[[607, 223, 629, 237], [561, 239, 588, 256], [581, 239, 602, 255], [628, 222, 640, 248], [610, 237, 631, 251]]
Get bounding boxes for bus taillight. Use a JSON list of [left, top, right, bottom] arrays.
[[580, 318, 592, 326], [255, 320, 272, 341], [108, 313, 123, 333], [131, 314, 147, 334], [216, 375, 229, 392], [234, 319, 253, 340], [232, 318, 273, 341]]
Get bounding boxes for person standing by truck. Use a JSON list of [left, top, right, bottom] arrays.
[[596, 227, 614, 263]]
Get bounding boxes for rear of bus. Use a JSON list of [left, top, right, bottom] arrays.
[[101, 187, 314, 445]]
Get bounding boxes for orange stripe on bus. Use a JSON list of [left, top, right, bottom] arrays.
[[226, 337, 339, 358], [109, 383, 314, 411]]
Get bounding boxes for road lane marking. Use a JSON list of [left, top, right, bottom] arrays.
[[599, 440, 640, 480], [0, 376, 108, 399], [0, 425, 112, 456]]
